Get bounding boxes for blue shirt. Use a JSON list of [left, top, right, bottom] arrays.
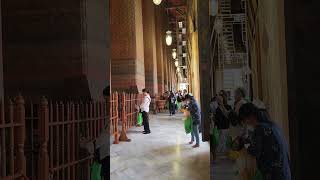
[[188, 98, 201, 125]]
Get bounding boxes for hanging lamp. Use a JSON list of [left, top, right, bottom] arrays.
[[172, 49, 177, 59], [153, 0, 162, 5], [165, 31, 173, 46]]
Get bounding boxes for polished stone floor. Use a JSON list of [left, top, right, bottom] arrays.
[[110, 112, 210, 180], [211, 154, 239, 180]]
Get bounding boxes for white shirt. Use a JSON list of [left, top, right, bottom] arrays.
[[140, 94, 151, 113]]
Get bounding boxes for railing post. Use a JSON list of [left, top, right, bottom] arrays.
[[113, 92, 119, 144], [38, 96, 49, 180], [14, 95, 26, 179], [119, 93, 130, 142]]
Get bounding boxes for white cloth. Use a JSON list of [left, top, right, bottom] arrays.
[[140, 94, 151, 113], [217, 129, 229, 153], [79, 129, 109, 160], [210, 101, 218, 114]]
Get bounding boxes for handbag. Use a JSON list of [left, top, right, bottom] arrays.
[[137, 112, 143, 126], [212, 126, 219, 146], [90, 161, 102, 180], [184, 116, 193, 134]]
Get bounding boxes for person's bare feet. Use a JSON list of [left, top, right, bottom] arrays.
[[188, 141, 194, 144], [192, 144, 200, 148]]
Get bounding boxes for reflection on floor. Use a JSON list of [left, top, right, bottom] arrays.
[[211, 153, 239, 180], [110, 113, 210, 180]]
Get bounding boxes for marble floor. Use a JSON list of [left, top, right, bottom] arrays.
[[211, 154, 239, 180], [110, 112, 210, 180]]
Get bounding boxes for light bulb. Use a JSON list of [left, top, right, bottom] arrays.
[[153, 0, 162, 5], [165, 31, 173, 46], [172, 49, 177, 59], [175, 60, 179, 67]]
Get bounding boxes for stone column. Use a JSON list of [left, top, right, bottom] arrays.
[[111, 0, 145, 93], [163, 43, 169, 91], [142, 0, 158, 95], [155, 7, 165, 94], [197, 0, 211, 141]]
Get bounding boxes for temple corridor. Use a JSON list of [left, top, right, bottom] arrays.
[[0, 0, 318, 179], [110, 113, 210, 180]]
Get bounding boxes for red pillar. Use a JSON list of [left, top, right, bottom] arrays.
[[142, 0, 158, 95], [111, 0, 145, 93]]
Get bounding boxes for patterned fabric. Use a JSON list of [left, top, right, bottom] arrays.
[[188, 98, 201, 125], [247, 123, 291, 180]]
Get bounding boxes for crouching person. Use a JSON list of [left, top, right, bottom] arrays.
[[80, 131, 110, 180]]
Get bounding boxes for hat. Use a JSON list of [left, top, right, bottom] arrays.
[[184, 93, 194, 100]]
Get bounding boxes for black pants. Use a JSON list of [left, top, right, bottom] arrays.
[[100, 156, 110, 180], [169, 103, 176, 115], [142, 111, 150, 133]]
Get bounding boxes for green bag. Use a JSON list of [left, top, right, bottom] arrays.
[[252, 169, 263, 180], [90, 161, 102, 180], [137, 112, 143, 126], [184, 116, 193, 134], [177, 102, 182, 109], [212, 127, 219, 146], [226, 135, 233, 149], [165, 101, 169, 109]]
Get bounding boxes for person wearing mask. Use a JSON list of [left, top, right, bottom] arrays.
[[183, 89, 188, 96], [215, 93, 232, 153], [234, 87, 247, 115], [184, 94, 201, 148], [229, 87, 248, 139], [140, 89, 151, 134], [168, 91, 177, 116], [239, 103, 291, 180]]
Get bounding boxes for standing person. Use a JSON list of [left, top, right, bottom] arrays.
[[168, 91, 176, 116], [184, 94, 201, 148], [229, 87, 248, 139], [215, 93, 232, 153], [140, 89, 151, 134], [209, 96, 218, 159], [176, 91, 183, 110], [239, 103, 291, 180], [234, 87, 247, 115]]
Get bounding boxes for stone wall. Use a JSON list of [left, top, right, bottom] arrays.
[[1, 0, 109, 100], [111, 0, 145, 93]]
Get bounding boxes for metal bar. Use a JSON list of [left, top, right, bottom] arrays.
[[55, 102, 60, 180], [61, 102, 65, 180], [9, 100, 14, 176], [71, 102, 75, 180]]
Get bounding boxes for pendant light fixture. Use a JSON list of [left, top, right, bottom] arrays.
[[165, 31, 173, 46], [172, 49, 177, 59], [175, 59, 179, 67], [153, 0, 162, 5]]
